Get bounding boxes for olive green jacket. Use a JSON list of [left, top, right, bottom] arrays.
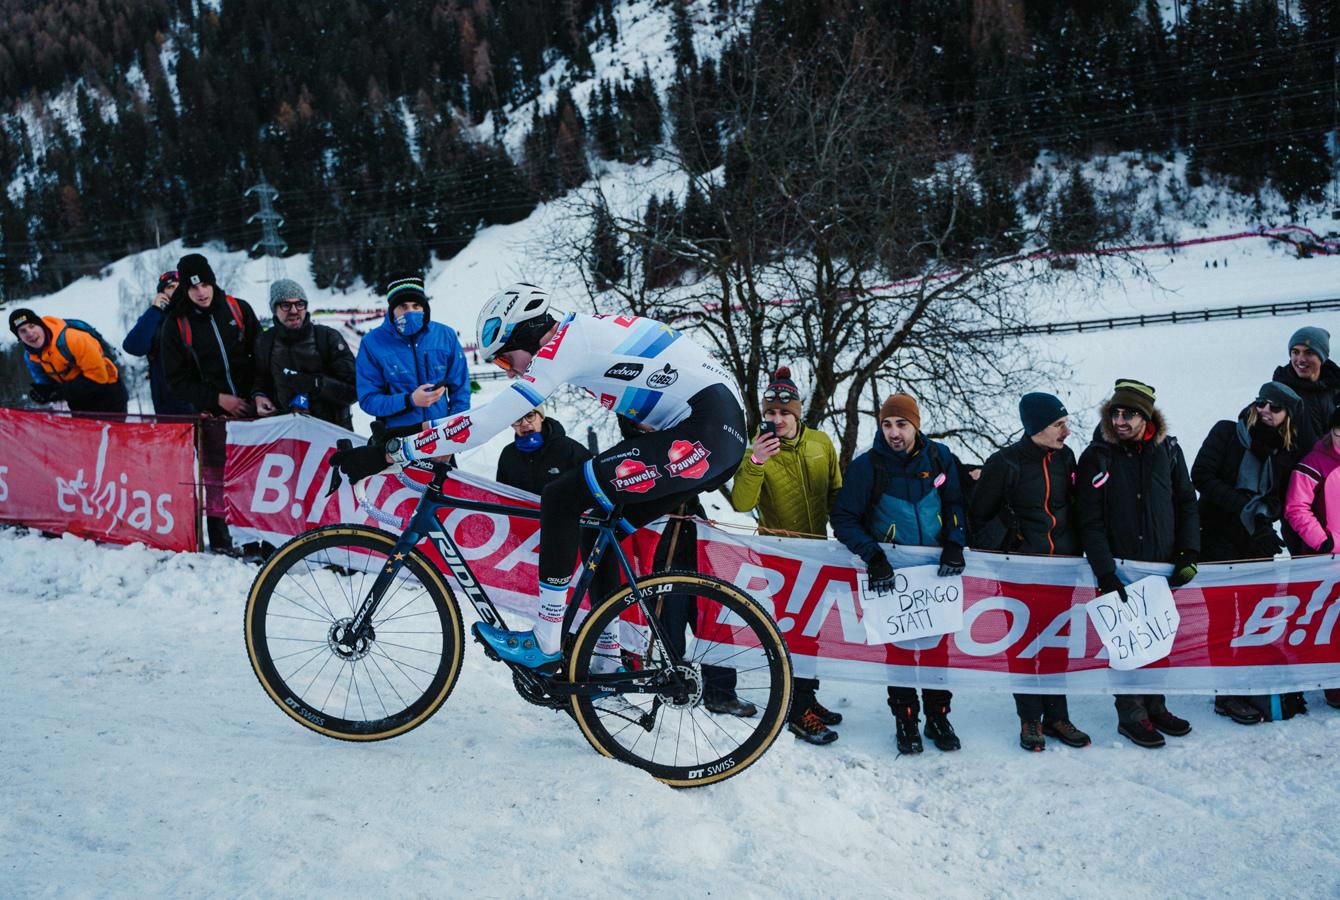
[[729, 425, 843, 538]]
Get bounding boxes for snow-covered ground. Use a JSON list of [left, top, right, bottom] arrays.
[[3, 526, 1339, 897]]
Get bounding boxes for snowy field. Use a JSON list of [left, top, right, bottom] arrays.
[[3, 526, 1340, 898]]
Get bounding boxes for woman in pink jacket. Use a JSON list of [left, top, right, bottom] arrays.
[[1285, 408, 1340, 708]]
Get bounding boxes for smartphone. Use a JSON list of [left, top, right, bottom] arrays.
[[758, 421, 776, 438]]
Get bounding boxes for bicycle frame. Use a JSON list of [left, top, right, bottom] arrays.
[[344, 464, 686, 683]]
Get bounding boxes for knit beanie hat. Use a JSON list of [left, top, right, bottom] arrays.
[[1256, 381, 1303, 419], [1289, 326, 1330, 363], [157, 270, 179, 293], [8, 307, 41, 337], [1109, 378, 1156, 419], [386, 275, 430, 314], [177, 253, 216, 288], [1019, 392, 1068, 436], [269, 278, 308, 312], [762, 366, 803, 418], [879, 392, 921, 430]]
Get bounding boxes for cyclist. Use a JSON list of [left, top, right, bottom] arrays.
[[331, 283, 748, 668]]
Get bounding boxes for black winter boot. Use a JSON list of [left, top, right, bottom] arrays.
[[810, 698, 843, 726], [1148, 705, 1192, 737], [1118, 719, 1165, 748], [788, 707, 838, 745], [892, 705, 923, 754], [924, 708, 961, 752]]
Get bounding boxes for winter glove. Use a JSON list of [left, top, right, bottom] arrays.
[[325, 440, 390, 495], [1168, 550, 1199, 588], [286, 372, 320, 395], [1097, 572, 1128, 603], [865, 552, 895, 593], [28, 382, 59, 404], [938, 542, 966, 577], [1319, 536, 1335, 555]]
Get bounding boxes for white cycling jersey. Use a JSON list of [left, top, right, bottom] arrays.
[[394, 312, 743, 462]]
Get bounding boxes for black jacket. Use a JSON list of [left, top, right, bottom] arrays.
[[1273, 360, 1340, 453], [253, 319, 358, 429], [1076, 403, 1199, 577], [158, 290, 261, 414], [970, 437, 1080, 556], [1191, 409, 1301, 562], [495, 418, 591, 496]]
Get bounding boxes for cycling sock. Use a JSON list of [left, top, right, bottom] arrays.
[[534, 581, 568, 655], [591, 626, 621, 674]]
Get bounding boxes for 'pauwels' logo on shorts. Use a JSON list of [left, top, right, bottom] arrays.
[[612, 459, 660, 493], [665, 440, 710, 479]]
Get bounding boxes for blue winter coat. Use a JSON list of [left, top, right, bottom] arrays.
[[355, 311, 470, 428], [121, 305, 193, 415], [831, 432, 967, 561]]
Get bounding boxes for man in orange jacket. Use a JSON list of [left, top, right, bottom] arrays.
[[9, 308, 128, 414]]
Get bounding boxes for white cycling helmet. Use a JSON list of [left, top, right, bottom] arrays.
[[476, 282, 552, 361]]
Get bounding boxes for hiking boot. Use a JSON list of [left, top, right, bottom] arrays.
[[892, 705, 923, 754], [924, 710, 961, 752], [704, 695, 758, 718], [1214, 696, 1263, 725], [1020, 719, 1045, 753], [1148, 706, 1192, 737], [788, 708, 838, 745], [1118, 719, 1165, 748], [1043, 719, 1092, 748], [810, 699, 843, 726]]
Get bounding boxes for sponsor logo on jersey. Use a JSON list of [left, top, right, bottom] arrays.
[[442, 416, 473, 443], [605, 362, 644, 381], [722, 423, 746, 445], [646, 364, 679, 388], [607, 446, 641, 461], [534, 318, 572, 361], [413, 432, 439, 455], [614, 314, 638, 327], [665, 439, 711, 479], [612, 459, 660, 493], [600, 393, 617, 410]]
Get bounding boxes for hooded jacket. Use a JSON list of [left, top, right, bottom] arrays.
[[1273, 360, 1340, 453], [1191, 406, 1300, 561], [1284, 436, 1340, 552], [970, 437, 1080, 556], [158, 288, 261, 414], [831, 431, 966, 561], [122, 305, 192, 415], [1075, 402, 1199, 577], [729, 424, 842, 538], [355, 308, 469, 428], [494, 417, 592, 496], [253, 317, 358, 429]]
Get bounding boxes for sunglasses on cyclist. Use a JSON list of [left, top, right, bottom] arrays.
[[1109, 406, 1144, 421], [763, 386, 799, 403], [1254, 399, 1285, 414], [275, 299, 308, 312]]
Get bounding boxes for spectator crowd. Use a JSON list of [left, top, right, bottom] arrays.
[[7, 254, 1338, 752]]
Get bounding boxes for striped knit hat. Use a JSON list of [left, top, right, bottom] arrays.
[[386, 275, 430, 314]]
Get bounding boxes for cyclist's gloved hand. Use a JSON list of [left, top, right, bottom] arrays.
[[1097, 572, 1127, 603], [326, 441, 390, 495], [938, 542, 966, 577], [865, 552, 895, 593]]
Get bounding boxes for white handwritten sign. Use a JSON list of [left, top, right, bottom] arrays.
[[1085, 574, 1181, 670], [861, 564, 965, 645]]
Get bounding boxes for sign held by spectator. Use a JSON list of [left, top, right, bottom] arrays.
[[860, 564, 965, 644], [1086, 574, 1180, 670]]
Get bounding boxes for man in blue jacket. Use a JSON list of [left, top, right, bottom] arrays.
[[831, 392, 967, 755], [356, 275, 470, 430], [121, 270, 193, 415]]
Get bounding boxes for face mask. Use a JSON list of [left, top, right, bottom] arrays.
[[395, 310, 425, 335], [515, 432, 545, 453]]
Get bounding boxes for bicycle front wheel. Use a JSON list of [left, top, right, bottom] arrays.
[[244, 525, 464, 741], [568, 571, 792, 788]]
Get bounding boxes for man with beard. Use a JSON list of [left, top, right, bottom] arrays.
[[252, 279, 357, 428]]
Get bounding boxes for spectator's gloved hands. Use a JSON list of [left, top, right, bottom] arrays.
[[1319, 536, 1335, 555], [325, 441, 391, 495], [865, 552, 895, 593], [1097, 572, 1128, 603], [1168, 550, 1199, 588], [938, 542, 966, 577], [28, 382, 59, 404]]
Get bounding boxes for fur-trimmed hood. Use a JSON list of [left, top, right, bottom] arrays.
[[1094, 399, 1169, 445]]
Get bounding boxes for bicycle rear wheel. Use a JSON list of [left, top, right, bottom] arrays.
[[568, 571, 792, 788], [244, 525, 463, 741]]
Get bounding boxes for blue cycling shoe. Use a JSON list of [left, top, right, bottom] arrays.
[[472, 622, 562, 669]]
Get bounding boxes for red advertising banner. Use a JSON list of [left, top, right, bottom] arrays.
[[224, 416, 1340, 695], [0, 407, 199, 552]]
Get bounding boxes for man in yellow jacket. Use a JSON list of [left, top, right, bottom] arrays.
[[9, 308, 128, 414], [730, 366, 843, 745]]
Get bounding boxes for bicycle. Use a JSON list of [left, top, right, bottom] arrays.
[[243, 455, 793, 788]]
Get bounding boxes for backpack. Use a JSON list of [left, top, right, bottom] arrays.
[[860, 440, 960, 541], [53, 318, 120, 368], [1247, 692, 1306, 721], [176, 295, 246, 348]]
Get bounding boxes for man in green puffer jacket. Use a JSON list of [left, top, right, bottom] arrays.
[[730, 366, 844, 745]]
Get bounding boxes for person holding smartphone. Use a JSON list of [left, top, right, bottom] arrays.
[[121, 270, 193, 415], [730, 366, 845, 745]]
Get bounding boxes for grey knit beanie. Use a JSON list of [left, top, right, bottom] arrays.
[[1288, 326, 1330, 363], [269, 278, 308, 312]]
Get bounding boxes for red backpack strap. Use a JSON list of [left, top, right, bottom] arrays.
[[177, 318, 193, 347], [225, 295, 245, 331]]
